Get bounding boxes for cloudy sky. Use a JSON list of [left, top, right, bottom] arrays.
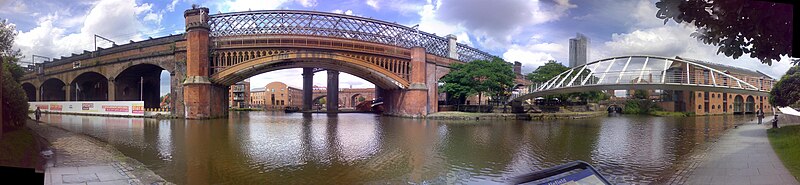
[[1, 0, 795, 95]]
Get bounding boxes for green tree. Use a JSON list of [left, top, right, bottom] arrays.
[[633, 90, 649, 99], [770, 65, 800, 107], [440, 57, 515, 105], [2, 56, 24, 81], [525, 61, 608, 102], [1, 19, 28, 131], [655, 0, 793, 64], [2, 63, 28, 129], [526, 60, 570, 83]]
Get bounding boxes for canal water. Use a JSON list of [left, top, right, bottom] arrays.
[[35, 112, 753, 184]]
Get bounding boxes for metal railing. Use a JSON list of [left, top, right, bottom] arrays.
[[510, 56, 771, 102]]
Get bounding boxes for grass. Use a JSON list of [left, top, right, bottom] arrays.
[[767, 125, 800, 180], [0, 127, 44, 169]]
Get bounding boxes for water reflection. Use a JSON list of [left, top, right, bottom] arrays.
[[33, 112, 754, 184]]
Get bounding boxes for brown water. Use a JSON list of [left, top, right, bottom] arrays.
[[35, 112, 753, 184]]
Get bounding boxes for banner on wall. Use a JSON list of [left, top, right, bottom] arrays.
[[29, 101, 146, 116]]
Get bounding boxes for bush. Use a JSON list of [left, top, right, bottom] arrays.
[[622, 100, 662, 114], [2, 63, 29, 130]]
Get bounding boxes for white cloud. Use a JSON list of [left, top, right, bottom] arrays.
[[217, 0, 317, 12], [3, 0, 28, 13], [143, 13, 163, 24], [166, 0, 181, 12], [296, 0, 317, 7], [218, 0, 290, 12], [14, 0, 162, 60], [332, 9, 354, 15], [366, 0, 379, 10], [502, 42, 566, 73], [427, 0, 576, 49], [596, 3, 794, 79]]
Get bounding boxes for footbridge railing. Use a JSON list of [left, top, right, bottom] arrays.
[[510, 56, 771, 102]]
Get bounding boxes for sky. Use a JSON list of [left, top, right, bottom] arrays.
[[1, 0, 795, 96]]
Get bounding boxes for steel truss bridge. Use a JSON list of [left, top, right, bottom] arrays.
[[510, 55, 771, 102], [208, 10, 494, 62]]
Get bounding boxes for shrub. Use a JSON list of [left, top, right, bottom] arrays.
[[622, 100, 662, 114], [2, 62, 29, 130]]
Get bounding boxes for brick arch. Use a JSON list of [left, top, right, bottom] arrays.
[[21, 82, 37, 101], [107, 57, 176, 80], [312, 95, 326, 104], [211, 51, 410, 89]]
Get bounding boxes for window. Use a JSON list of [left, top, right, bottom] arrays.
[[718, 105, 721, 109], [711, 94, 715, 98], [698, 105, 702, 109]]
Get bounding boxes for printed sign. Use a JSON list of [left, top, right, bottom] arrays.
[[132, 104, 144, 114], [102, 105, 129, 112], [29, 101, 145, 116], [82, 103, 93, 110], [50, 104, 62, 111], [36, 104, 48, 110]]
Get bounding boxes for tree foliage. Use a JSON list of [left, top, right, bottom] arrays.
[[525, 60, 608, 102], [770, 65, 800, 107], [2, 56, 24, 81], [440, 58, 515, 104], [1, 18, 29, 130], [526, 60, 570, 83], [655, 0, 793, 65], [633, 90, 649, 99], [0, 19, 17, 56], [2, 61, 29, 129]]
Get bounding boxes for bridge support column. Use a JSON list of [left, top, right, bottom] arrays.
[[384, 47, 430, 117], [65, 84, 72, 101], [107, 78, 115, 101], [182, 7, 226, 119], [302, 68, 313, 111], [327, 70, 339, 113], [35, 87, 40, 101]]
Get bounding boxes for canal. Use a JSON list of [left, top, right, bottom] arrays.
[[36, 112, 753, 184]]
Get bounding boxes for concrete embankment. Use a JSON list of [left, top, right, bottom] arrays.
[[26, 120, 171, 185], [426, 111, 607, 120]]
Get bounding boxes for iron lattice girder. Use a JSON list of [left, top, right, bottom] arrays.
[[208, 10, 494, 62]]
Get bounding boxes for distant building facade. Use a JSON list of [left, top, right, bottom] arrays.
[[569, 33, 589, 68], [659, 57, 776, 115], [229, 81, 250, 108], [250, 82, 302, 109]]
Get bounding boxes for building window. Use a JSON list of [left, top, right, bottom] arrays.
[[712, 105, 714, 110], [718, 105, 721, 109], [698, 105, 702, 109], [698, 92, 702, 97], [711, 94, 715, 98]]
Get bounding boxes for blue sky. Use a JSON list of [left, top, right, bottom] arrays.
[[1, 0, 795, 95]]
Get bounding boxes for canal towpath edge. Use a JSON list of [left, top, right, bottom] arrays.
[[678, 117, 800, 185], [26, 119, 172, 185]]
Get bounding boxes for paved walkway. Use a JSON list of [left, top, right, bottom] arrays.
[[26, 120, 168, 185], [685, 118, 799, 185]]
